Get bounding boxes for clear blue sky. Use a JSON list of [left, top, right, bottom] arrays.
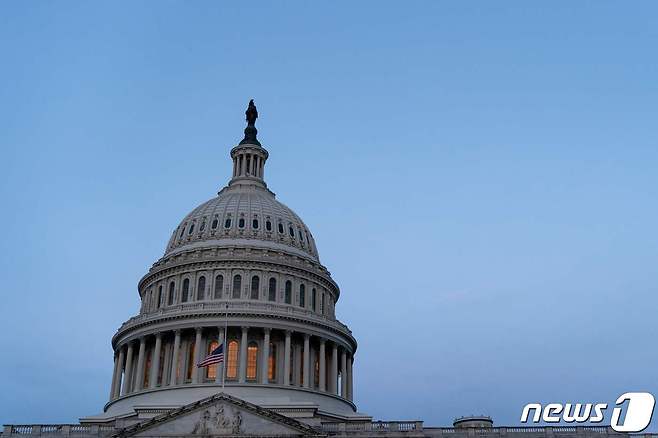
[[1, 1, 657, 428]]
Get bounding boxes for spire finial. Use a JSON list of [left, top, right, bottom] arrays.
[[240, 99, 261, 146]]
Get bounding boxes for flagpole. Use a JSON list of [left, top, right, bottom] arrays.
[[222, 302, 228, 390]]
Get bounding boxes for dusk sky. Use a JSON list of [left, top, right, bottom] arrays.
[[1, 1, 657, 429]]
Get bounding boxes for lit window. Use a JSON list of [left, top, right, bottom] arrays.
[[182, 278, 190, 302], [268, 278, 276, 302], [186, 340, 195, 381], [299, 284, 305, 308], [247, 342, 258, 380], [143, 349, 152, 389], [285, 281, 292, 304], [227, 340, 239, 379], [207, 340, 219, 379], [214, 275, 223, 299], [233, 275, 242, 299], [268, 343, 277, 381], [251, 276, 259, 300], [197, 276, 205, 300]]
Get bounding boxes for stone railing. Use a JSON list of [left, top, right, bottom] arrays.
[[117, 300, 353, 337], [2, 425, 115, 437], [319, 423, 658, 437], [6, 424, 658, 438], [322, 421, 424, 433]]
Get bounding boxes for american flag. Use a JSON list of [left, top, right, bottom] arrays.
[[197, 343, 224, 368]]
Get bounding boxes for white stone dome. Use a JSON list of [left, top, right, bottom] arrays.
[[164, 185, 319, 262]]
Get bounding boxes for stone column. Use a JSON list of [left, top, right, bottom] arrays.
[[150, 333, 162, 389], [113, 347, 125, 399], [109, 353, 119, 401], [261, 328, 271, 384], [331, 344, 338, 395], [192, 327, 203, 383], [341, 349, 347, 398], [122, 342, 134, 395], [238, 326, 248, 383], [135, 337, 146, 391], [319, 339, 326, 392], [283, 330, 291, 386], [215, 327, 225, 384], [302, 334, 310, 388], [170, 330, 181, 386], [347, 354, 354, 401]]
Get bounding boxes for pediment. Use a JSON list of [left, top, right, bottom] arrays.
[[114, 393, 322, 437]]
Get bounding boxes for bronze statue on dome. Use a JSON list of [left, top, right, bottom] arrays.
[[246, 99, 258, 126]]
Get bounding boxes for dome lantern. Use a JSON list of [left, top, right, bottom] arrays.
[[229, 100, 269, 188]]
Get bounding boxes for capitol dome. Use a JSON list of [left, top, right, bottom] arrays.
[[165, 186, 320, 262], [98, 102, 360, 425]]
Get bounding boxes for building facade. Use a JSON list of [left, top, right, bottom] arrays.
[[2, 104, 651, 438]]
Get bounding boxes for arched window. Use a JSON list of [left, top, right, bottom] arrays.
[[214, 275, 224, 299], [238, 217, 245, 228], [268, 278, 276, 302], [197, 276, 206, 300], [224, 217, 232, 228], [252, 218, 259, 229], [285, 281, 292, 304], [289, 226, 295, 237], [211, 218, 218, 229], [168, 282, 175, 305], [268, 343, 277, 381], [200, 220, 206, 232], [188, 223, 195, 235], [246, 342, 258, 380], [206, 340, 219, 379], [321, 293, 325, 315], [232, 275, 242, 299], [181, 278, 190, 302], [312, 288, 317, 312], [299, 284, 306, 308], [186, 340, 195, 381], [250, 276, 259, 300], [179, 224, 186, 238], [266, 220, 272, 231], [157, 285, 162, 309], [227, 340, 239, 379], [278, 223, 284, 234]]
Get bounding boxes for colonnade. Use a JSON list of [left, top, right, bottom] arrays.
[[109, 326, 354, 403]]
